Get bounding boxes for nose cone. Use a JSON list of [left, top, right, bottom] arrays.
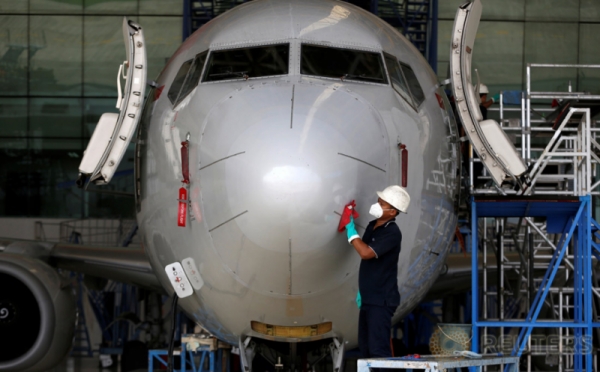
[[198, 81, 389, 295]]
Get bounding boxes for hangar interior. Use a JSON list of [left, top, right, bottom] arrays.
[[1, 0, 600, 372]]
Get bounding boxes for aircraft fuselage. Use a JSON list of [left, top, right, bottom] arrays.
[[136, 0, 460, 347]]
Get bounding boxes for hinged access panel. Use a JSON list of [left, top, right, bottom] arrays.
[[449, 0, 526, 188], [78, 18, 147, 187]]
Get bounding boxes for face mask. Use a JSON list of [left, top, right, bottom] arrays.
[[369, 203, 383, 218]]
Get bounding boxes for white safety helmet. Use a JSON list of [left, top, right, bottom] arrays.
[[376, 185, 410, 214], [478, 83, 489, 95]]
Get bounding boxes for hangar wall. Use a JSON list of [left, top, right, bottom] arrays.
[[0, 0, 182, 220], [0, 0, 599, 221]]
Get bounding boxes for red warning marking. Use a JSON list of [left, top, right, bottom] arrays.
[[181, 141, 189, 184], [178, 187, 187, 227]]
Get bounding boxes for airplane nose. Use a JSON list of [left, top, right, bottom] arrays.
[[198, 81, 389, 296]]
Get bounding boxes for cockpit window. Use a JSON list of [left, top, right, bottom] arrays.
[[168, 59, 193, 104], [384, 53, 414, 107], [399, 62, 425, 107], [167, 51, 208, 106], [203, 44, 289, 82], [300, 44, 387, 84]]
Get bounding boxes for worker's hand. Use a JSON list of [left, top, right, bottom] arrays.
[[491, 93, 500, 103], [345, 217, 360, 243], [356, 291, 361, 309]]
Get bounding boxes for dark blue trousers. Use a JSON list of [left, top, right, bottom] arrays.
[[358, 304, 396, 358]]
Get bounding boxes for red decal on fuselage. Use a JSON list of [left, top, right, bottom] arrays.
[[178, 187, 187, 227]]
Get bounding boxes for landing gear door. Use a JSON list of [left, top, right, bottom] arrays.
[[77, 17, 147, 186], [450, 0, 526, 188]]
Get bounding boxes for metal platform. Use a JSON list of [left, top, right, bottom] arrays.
[[357, 355, 519, 372]]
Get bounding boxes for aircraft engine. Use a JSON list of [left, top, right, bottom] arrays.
[[0, 254, 76, 371]]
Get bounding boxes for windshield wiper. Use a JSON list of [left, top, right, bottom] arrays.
[[209, 70, 249, 79], [341, 73, 383, 82]]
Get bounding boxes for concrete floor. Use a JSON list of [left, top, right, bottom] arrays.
[[47, 355, 359, 372]]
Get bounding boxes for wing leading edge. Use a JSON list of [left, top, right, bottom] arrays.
[[0, 240, 162, 292]]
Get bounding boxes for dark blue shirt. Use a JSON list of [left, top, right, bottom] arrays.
[[358, 218, 401, 307]]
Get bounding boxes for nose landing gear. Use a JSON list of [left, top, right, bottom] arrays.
[[238, 336, 346, 372]]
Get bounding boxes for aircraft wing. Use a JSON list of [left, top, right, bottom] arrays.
[[425, 251, 523, 301], [0, 239, 162, 292], [425, 253, 476, 299]]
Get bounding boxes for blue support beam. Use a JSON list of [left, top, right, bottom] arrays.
[[427, 0, 438, 72], [471, 196, 598, 371]]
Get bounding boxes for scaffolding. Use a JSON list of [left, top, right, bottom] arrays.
[[469, 64, 600, 372], [468, 64, 600, 196], [34, 218, 140, 247]]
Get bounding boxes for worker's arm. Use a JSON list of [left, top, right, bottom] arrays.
[[350, 237, 376, 260], [346, 217, 376, 260], [481, 94, 500, 108], [481, 99, 494, 108]]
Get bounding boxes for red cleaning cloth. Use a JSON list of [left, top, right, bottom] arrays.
[[338, 200, 360, 232]]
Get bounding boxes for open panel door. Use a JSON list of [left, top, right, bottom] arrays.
[[77, 18, 147, 187], [450, 0, 527, 188]]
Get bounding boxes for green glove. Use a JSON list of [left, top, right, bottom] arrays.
[[491, 93, 500, 103], [356, 291, 362, 309], [345, 216, 359, 243]]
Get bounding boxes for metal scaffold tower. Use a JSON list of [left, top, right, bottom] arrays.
[[469, 64, 600, 372]]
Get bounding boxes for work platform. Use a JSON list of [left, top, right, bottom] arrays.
[[357, 355, 519, 372]]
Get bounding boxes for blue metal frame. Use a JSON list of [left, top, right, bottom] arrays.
[[149, 344, 229, 372], [428, 0, 438, 72], [71, 273, 93, 357], [470, 196, 598, 371]]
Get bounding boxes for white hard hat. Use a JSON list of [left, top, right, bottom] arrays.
[[376, 185, 410, 214], [478, 83, 489, 94]]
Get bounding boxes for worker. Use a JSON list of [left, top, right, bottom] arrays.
[[477, 83, 500, 120], [344, 185, 410, 358]]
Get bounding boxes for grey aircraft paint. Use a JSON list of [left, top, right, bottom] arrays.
[[136, 0, 460, 347]]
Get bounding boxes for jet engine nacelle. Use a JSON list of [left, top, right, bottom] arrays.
[[0, 253, 76, 371]]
